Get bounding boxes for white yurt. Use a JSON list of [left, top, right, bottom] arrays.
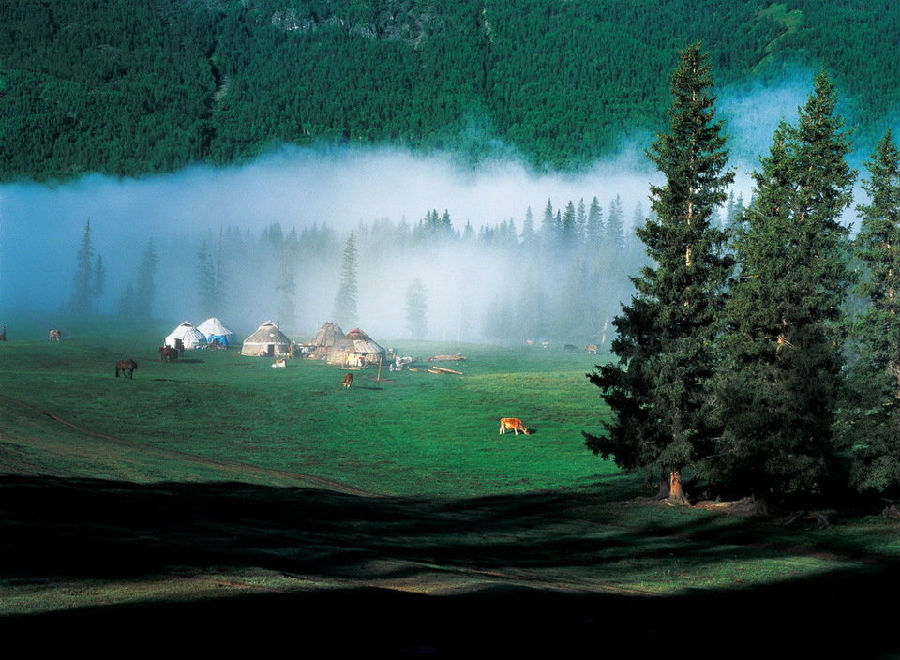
[[197, 317, 236, 347], [241, 321, 294, 357], [165, 321, 206, 350]]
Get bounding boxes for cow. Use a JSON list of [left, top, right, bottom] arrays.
[[115, 359, 138, 379], [585, 344, 598, 354], [49, 329, 62, 341], [272, 358, 287, 368], [499, 417, 532, 435], [343, 372, 354, 388]]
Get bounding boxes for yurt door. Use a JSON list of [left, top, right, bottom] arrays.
[[266, 344, 275, 357]]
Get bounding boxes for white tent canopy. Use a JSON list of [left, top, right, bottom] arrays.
[[197, 317, 235, 346], [165, 321, 206, 350]]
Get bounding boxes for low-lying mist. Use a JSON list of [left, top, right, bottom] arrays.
[[0, 74, 894, 345]]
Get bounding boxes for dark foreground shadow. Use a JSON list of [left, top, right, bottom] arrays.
[[0, 475, 896, 658]]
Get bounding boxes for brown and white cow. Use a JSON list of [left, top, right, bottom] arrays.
[[585, 344, 598, 354], [343, 372, 354, 388], [499, 417, 532, 435], [49, 329, 62, 341]]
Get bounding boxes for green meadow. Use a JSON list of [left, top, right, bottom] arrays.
[[0, 313, 897, 655]]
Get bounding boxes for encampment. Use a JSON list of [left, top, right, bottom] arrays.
[[241, 321, 293, 357], [326, 327, 387, 368], [197, 317, 235, 347], [165, 322, 206, 350]]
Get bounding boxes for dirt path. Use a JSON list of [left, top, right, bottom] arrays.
[[0, 392, 381, 498]]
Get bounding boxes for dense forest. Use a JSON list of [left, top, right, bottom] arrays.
[[1, 0, 897, 180]]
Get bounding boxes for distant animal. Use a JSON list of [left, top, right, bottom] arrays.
[[563, 343, 577, 351], [158, 345, 179, 362], [49, 329, 62, 341], [541, 341, 550, 350], [272, 358, 287, 368], [585, 344, 598, 354], [0, 326, 6, 341], [499, 417, 532, 435], [343, 372, 354, 388], [115, 359, 138, 379]]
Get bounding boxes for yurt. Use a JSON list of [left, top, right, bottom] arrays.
[[165, 321, 206, 350], [241, 321, 293, 357], [304, 322, 346, 360], [326, 327, 387, 368], [197, 317, 235, 347]]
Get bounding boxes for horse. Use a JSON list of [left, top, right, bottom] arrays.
[[158, 345, 179, 362], [115, 359, 138, 379], [49, 329, 62, 341], [0, 326, 6, 341]]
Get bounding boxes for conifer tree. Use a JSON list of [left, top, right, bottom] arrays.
[[713, 73, 855, 507], [70, 218, 95, 313], [333, 231, 359, 327], [585, 43, 733, 503], [134, 239, 158, 318], [844, 129, 900, 493]]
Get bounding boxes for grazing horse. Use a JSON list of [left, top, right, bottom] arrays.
[[49, 329, 62, 341], [115, 359, 138, 379], [499, 417, 532, 435], [158, 345, 179, 362], [343, 373, 354, 388]]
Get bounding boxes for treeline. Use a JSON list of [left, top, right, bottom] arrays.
[[2, 0, 897, 180], [588, 45, 900, 509]]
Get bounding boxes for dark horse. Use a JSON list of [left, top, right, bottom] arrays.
[[158, 345, 179, 362], [115, 359, 138, 379]]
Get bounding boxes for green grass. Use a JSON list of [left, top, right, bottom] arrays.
[[0, 313, 615, 496]]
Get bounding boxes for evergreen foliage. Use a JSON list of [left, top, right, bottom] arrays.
[[842, 130, 900, 494], [69, 218, 96, 313], [713, 72, 856, 506], [584, 44, 733, 501], [333, 231, 359, 328], [0, 0, 895, 180]]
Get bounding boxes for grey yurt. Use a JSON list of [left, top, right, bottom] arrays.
[[326, 327, 387, 368], [304, 322, 346, 360], [241, 321, 293, 357]]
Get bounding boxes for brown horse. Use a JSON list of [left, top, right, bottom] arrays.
[[49, 329, 62, 341], [158, 345, 179, 362], [115, 359, 138, 379]]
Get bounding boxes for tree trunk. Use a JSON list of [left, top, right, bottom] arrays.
[[668, 470, 690, 505]]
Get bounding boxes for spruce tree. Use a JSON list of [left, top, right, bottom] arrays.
[[844, 129, 900, 493], [713, 72, 855, 507], [333, 231, 359, 328], [135, 239, 158, 318], [585, 43, 733, 503], [70, 218, 95, 313]]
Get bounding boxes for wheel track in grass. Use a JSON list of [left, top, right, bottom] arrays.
[[0, 392, 381, 498]]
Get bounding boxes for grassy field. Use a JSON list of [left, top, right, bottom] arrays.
[[0, 311, 898, 656]]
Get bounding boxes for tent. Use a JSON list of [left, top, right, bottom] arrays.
[[303, 322, 346, 360], [325, 327, 386, 368], [197, 317, 235, 347], [241, 321, 293, 357], [165, 321, 206, 350]]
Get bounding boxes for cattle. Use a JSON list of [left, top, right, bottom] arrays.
[[585, 344, 598, 354], [499, 417, 532, 435], [272, 358, 287, 368], [49, 329, 62, 341], [343, 372, 354, 388]]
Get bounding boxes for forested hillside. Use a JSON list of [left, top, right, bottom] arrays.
[[1, 0, 897, 181]]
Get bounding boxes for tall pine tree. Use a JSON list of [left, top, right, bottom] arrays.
[[70, 218, 95, 313], [844, 129, 900, 494], [333, 231, 359, 328], [713, 72, 855, 508], [585, 43, 733, 503]]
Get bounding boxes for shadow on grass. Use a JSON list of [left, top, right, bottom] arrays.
[[0, 475, 897, 657]]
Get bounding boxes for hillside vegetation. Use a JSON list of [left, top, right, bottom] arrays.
[[1, 0, 897, 180]]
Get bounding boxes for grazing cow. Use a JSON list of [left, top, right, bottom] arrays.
[[115, 359, 138, 379], [343, 372, 354, 388], [585, 344, 598, 354], [499, 417, 532, 435], [272, 358, 287, 368], [49, 329, 62, 341]]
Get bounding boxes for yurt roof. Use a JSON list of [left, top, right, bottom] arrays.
[[311, 322, 346, 346], [243, 321, 292, 345], [197, 317, 234, 336], [167, 322, 205, 341]]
